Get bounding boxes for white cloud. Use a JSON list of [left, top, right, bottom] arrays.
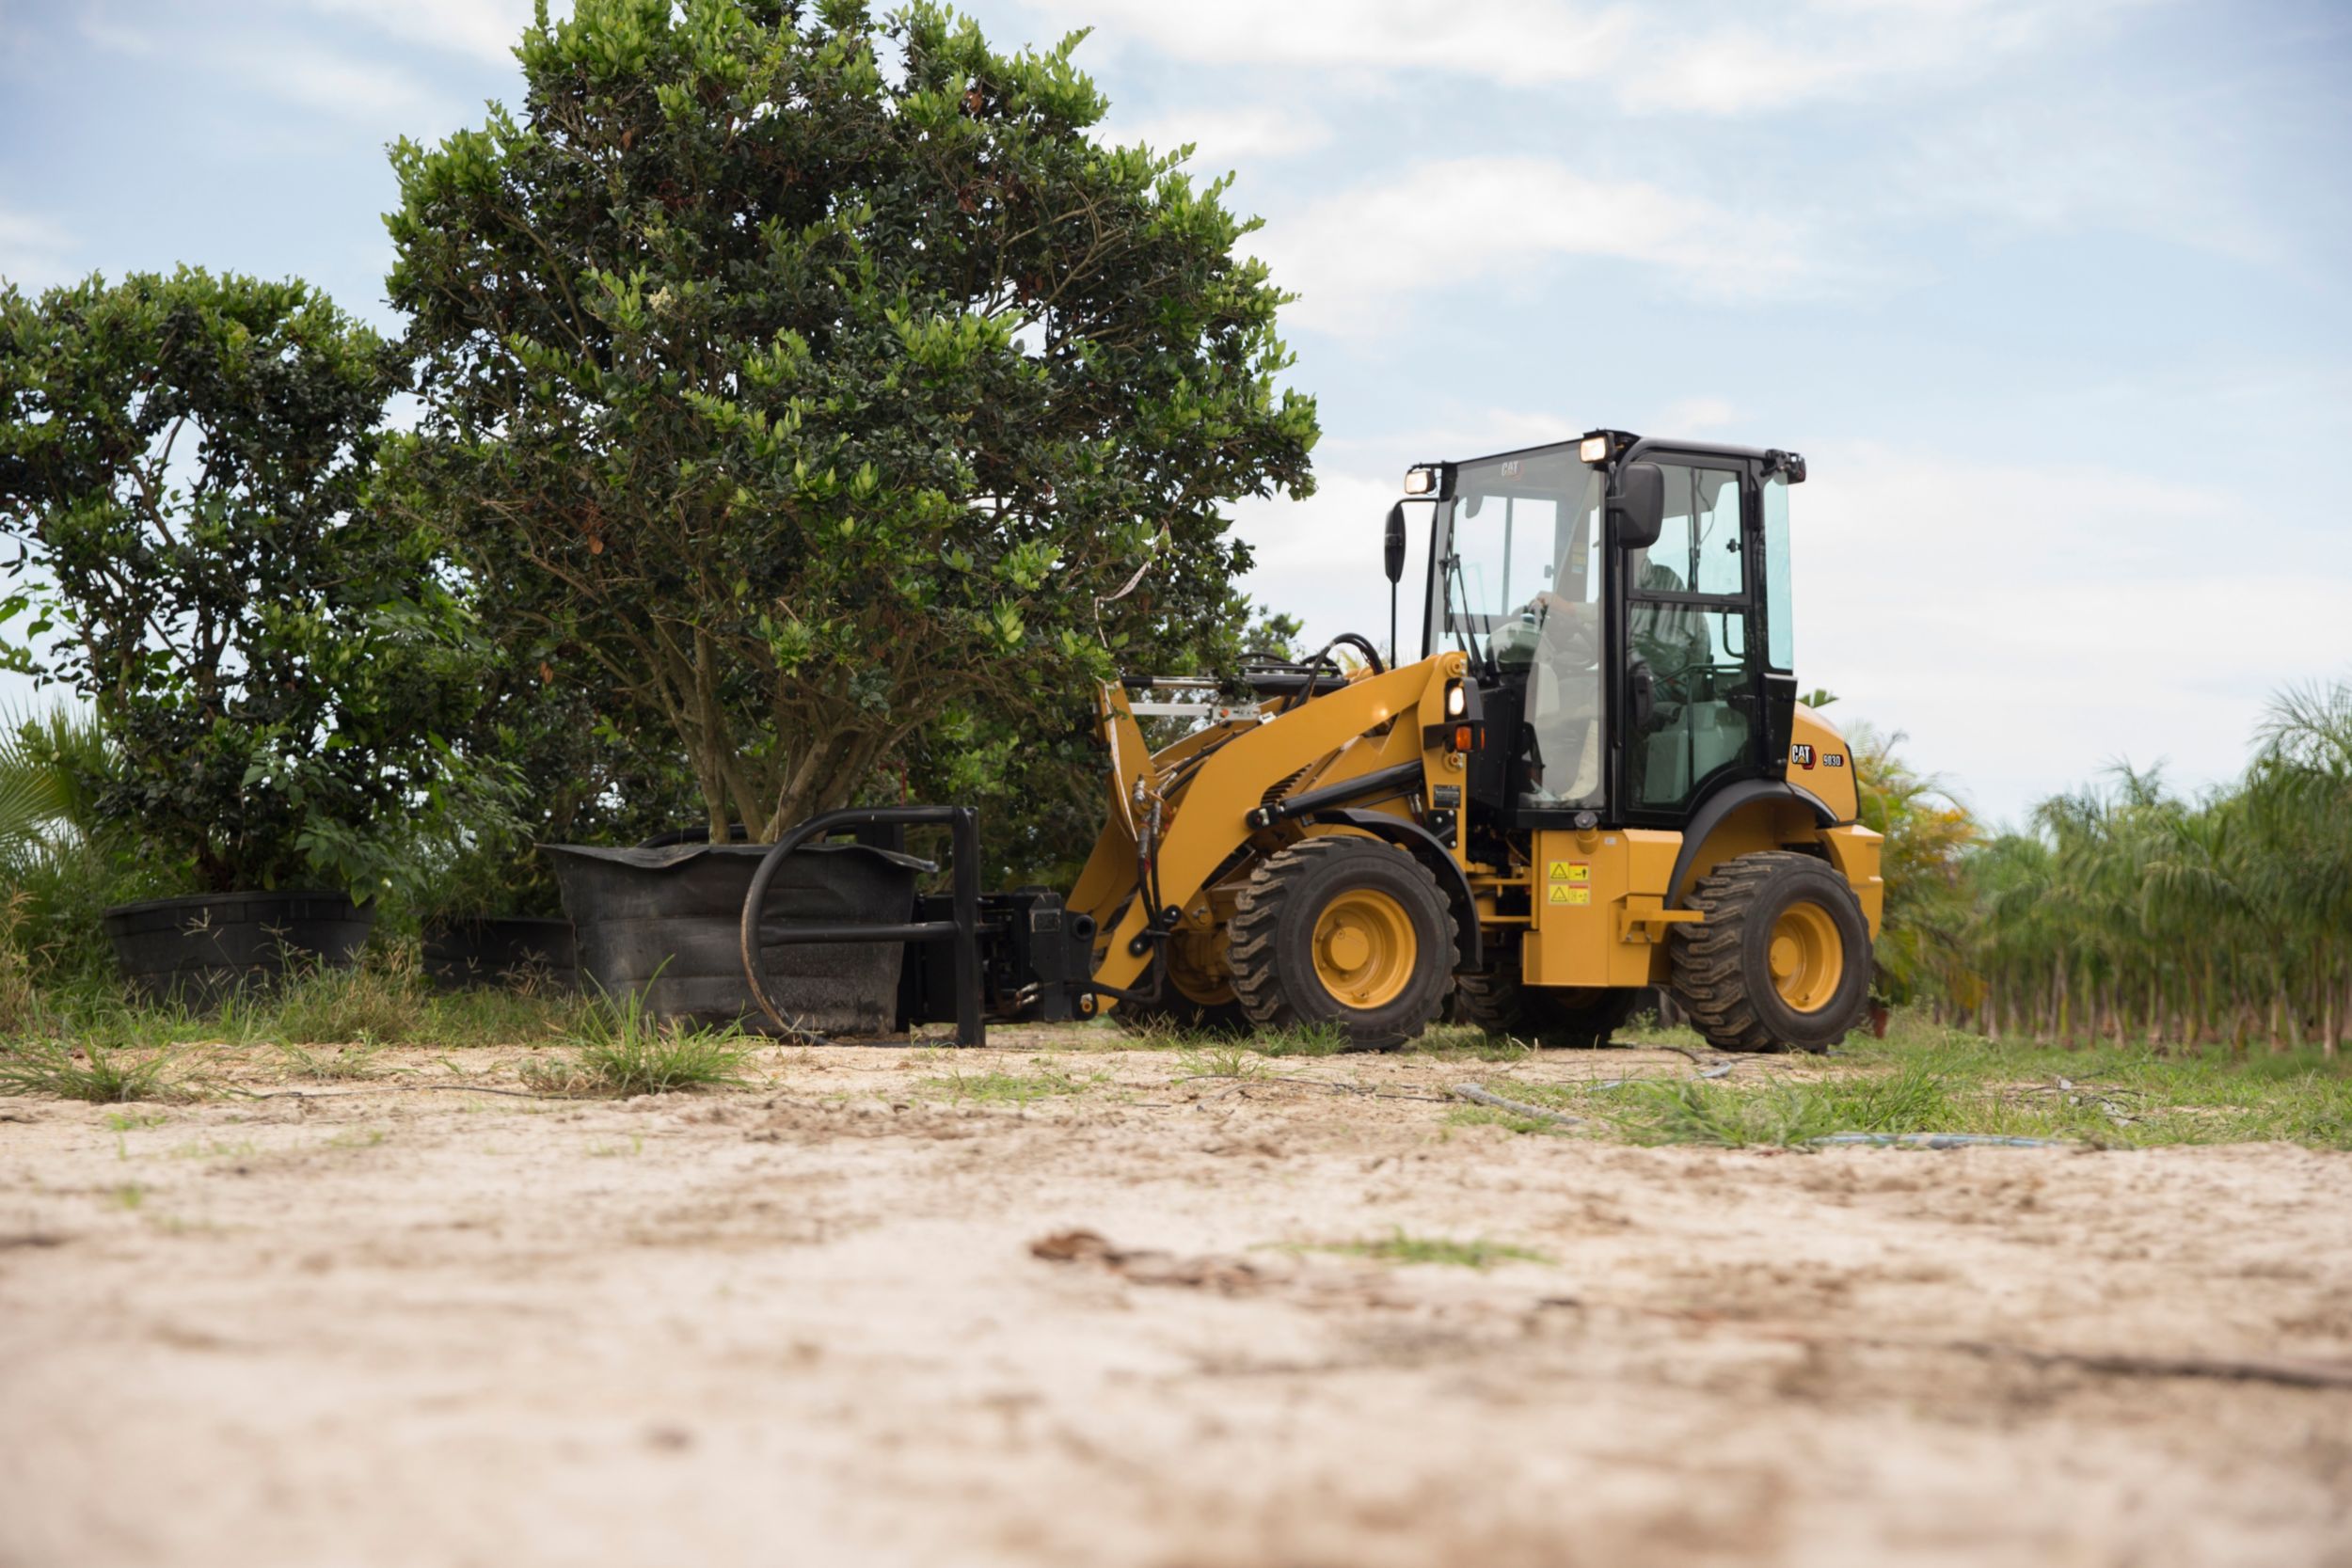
[[305, 0, 538, 64], [1891, 85, 2281, 263], [1248, 157, 1825, 334], [1024, 0, 2143, 112], [1097, 103, 1331, 165], [233, 40, 453, 126], [1231, 469, 1430, 666], [0, 206, 74, 291], [1795, 443, 2351, 820], [1025, 0, 1631, 91], [77, 14, 152, 55], [1659, 396, 1742, 434]]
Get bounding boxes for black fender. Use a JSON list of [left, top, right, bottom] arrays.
[[1666, 779, 1839, 909], [1303, 808, 1483, 972]]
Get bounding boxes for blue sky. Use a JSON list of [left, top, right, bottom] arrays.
[[4, 0, 2348, 825]]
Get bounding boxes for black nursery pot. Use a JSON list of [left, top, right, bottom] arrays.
[[421, 917, 579, 992], [102, 890, 375, 1006], [543, 842, 925, 1036]]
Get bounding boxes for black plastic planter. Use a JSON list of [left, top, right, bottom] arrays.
[[102, 890, 375, 1006], [544, 842, 925, 1035], [421, 917, 579, 992]]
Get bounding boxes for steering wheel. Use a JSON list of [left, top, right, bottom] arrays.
[[1520, 594, 1600, 671]]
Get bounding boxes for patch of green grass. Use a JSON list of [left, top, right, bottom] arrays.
[[1404, 1023, 1537, 1063], [0, 899, 37, 1038], [1176, 1045, 1269, 1081], [1252, 1023, 1349, 1057], [520, 986, 754, 1097], [1312, 1228, 1552, 1269], [919, 1067, 1096, 1104], [0, 1036, 183, 1102], [15, 949, 580, 1055], [1480, 1012, 2352, 1150], [1102, 1014, 1249, 1052], [1601, 1059, 1952, 1148], [103, 1109, 170, 1132], [270, 960, 427, 1046], [326, 1128, 388, 1150], [169, 1138, 260, 1162], [1444, 1103, 1575, 1137], [414, 988, 580, 1048], [109, 1182, 146, 1210], [278, 1040, 387, 1081]]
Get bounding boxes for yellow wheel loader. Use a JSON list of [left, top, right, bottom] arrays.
[[743, 428, 1881, 1053]]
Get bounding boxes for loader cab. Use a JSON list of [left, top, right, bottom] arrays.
[[1413, 431, 1804, 839]]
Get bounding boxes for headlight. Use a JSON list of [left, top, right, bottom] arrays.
[[1403, 467, 1437, 496], [1445, 680, 1468, 718], [1579, 435, 1610, 464]]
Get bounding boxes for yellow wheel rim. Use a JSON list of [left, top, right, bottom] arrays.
[[1168, 926, 1236, 1006], [1311, 889, 1416, 1010], [1768, 901, 1845, 1014]]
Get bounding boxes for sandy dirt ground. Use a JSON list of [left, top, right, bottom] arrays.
[[3, 1031, 2349, 1568]]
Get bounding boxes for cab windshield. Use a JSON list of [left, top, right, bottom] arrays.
[[1438, 445, 1605, 808]]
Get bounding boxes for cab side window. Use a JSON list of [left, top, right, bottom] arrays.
[[1639, 465, 1743, 596], [1627, 463, 1756, 815]]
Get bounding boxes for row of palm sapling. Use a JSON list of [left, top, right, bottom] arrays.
[[0, 1, 1318, 1021]]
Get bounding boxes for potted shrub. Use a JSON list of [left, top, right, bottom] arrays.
[[383, 2, 1319, 1030], [0, 269, 486, 1003]]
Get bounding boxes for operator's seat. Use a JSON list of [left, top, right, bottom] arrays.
[[1522, 595, 1601, 807]]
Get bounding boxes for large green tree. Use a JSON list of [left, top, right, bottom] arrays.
[[0, 268, 483, 896], [385, 0, 1318, 844]]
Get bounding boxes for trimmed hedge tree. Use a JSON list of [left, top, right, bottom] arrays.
[[384, 0, 1318, 843], [0, 268, 482, 896]]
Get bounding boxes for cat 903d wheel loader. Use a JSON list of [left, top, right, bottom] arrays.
[[743, 427, 1882, 1053]]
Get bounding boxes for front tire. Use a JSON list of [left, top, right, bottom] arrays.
[[1671, 851, 1871, 1053], [1227, 837, 1454, 1051]]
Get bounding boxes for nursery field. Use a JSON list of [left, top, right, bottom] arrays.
[[3, 1017, 2350, 1568]]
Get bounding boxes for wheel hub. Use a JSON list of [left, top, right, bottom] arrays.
[[1311, 889, 1414, 1009], [1767, 900, 1845, 1014]]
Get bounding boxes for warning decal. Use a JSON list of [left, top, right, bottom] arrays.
[[1547, 885, 1592, 906], [1546, 862, 1591, 882]]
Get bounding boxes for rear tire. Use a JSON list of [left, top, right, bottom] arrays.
[[1671, 851, 1871, 1053], [1116, 927, 1252, 1037], [1227, 837, 1454, 1051], [1455, 945, 1638, 1047]]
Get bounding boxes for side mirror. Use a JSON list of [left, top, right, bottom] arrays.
[[1382, 502, 1407, 584], [1608, 462, 1665, 552]]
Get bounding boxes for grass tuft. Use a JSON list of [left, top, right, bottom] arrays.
[[0, 894, 38, 1037], [1252, 1023, 1348, 1057], [1313, 1228, 1552, 1269], [1460, 1013, 2352, 1149], [1177, 1045, 1270, 1081], [278, 1040, 386, 1081], [271, 958, 428, 1047], [1604, 1058, 1955, 1148], [1444, 1103, 1576, 1137], [520, 985, 754, 1097], [920, 1067, 1095, 1104], [0, 1035, 182, 1102]]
